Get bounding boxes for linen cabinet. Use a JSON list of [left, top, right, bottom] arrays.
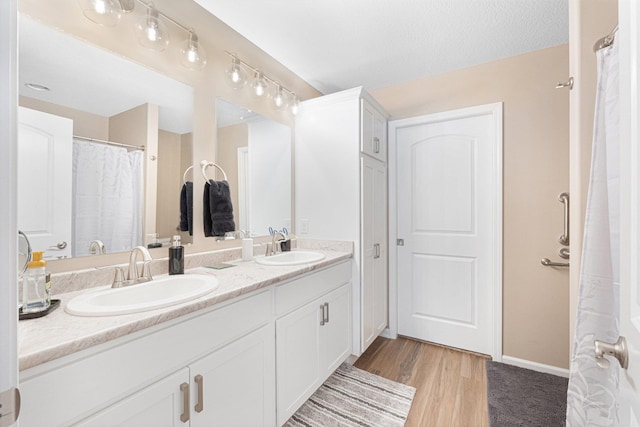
[[295, 87, 388, 355]]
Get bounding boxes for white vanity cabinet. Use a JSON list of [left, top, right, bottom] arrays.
[[75, 324, 275, 427], [295, 87, 389, 356], [275, 261, 352, 425], [19, 289, 275, 427]]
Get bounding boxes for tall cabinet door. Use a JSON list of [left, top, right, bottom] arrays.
[[361, 101, 387, 162], [190, 325, 276, 427], [361, 156, 388, 351]]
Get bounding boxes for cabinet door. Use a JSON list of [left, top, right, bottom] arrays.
[[361, 100, 387, 162], [276, 299, 323, 425], [74, 368, 190, 427], [321, 284, 352, 376], [190, 324, 276, 427], [361, 157, 388, 352]]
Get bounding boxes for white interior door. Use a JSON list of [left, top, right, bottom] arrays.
[[619, 2, 640, 423], [17, 107, 72, 259], [394, 104, 502, 358]]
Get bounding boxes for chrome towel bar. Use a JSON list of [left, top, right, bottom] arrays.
[[558, 192, 570, 246]]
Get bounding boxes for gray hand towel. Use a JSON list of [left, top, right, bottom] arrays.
[[203, 179, 235, 237]]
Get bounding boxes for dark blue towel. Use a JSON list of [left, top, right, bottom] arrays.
[[179, 182, 193, 236], [203, 180, 235, 237]]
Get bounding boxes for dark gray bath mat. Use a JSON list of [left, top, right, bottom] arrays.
[[486, 361, 568, 427], [284, 362, 416, 427]]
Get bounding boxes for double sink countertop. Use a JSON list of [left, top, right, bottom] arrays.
[[18, 240, 353, 371]]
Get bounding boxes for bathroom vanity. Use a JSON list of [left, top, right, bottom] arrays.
[[18, 247, 352, 426]]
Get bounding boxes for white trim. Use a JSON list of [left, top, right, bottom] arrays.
[[0, 0, 18, 402], [388, 102, 503, 361], [501, 355, 570, 378]]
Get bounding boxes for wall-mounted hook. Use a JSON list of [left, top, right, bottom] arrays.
[[555, 77, 574, 90]]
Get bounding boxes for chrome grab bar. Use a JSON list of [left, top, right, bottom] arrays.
[[558, 192, 569, 246], [541, 258, 570, 268]]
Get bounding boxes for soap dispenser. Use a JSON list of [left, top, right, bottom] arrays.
[[168, 235, 184, 275], [22, 251, 50, 314]]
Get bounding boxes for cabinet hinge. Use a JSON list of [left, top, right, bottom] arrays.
[[0, 387, 20, 427]]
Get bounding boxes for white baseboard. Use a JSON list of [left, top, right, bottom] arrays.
[[501, 355, 570, 378], [379, 327, 396, 339]]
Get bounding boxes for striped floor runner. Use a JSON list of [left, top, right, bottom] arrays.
[[284, 363, 416, 427]]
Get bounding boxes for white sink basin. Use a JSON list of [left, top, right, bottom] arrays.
[[66, 274, 219, 317], [255, 250, 325, 266]]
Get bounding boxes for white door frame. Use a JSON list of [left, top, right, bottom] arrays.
[[388, 103, 503, 361], [0, 0, 19, 424], [619, 0, 640, 422]]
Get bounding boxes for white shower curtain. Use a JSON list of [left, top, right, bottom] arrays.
[[566, 41, 620, 426], [72, 140, 143, 257]]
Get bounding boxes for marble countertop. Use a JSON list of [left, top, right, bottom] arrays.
[[18, 246, 352, 371]]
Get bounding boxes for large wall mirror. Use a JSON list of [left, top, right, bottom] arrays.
[[17, 14, 194, 260], [215, 98, 291, 238]]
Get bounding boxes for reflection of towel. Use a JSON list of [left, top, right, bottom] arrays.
[[179, 182, 193, 236], [203, 179, 235, 237]]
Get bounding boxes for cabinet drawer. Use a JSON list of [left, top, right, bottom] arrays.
[[275, 260, 351, 316]]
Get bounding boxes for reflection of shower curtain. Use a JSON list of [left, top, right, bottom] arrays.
[[566, 41, 620, 426], [72, 141, 143, 257]]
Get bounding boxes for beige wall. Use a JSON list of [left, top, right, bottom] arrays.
[[19, 95, 108, 139], [180, 133, 194, 244], [20, 0, 320, 272], [157, 130, 182, 240], [568, 0, 618, 358], [372, 45, 571, 368]]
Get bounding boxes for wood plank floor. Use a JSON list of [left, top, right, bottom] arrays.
[[354, 336, 490, 427]]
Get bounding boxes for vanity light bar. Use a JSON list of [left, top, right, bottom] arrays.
[[224, 51, 300, 115]]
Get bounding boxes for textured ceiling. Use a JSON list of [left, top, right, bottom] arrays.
[[195, 0, 569, 95]]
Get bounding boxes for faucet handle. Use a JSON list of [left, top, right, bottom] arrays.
[[111, 266, 126, 288], [141, 260, 153, 281]]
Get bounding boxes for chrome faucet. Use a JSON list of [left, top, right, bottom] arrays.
[[127, 246, 153, 283], [88, 239, 106, 255], [267, 231, 286, 256]]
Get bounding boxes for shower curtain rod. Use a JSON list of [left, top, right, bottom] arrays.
[[73, 135, 145, 151], [593, 24, 619, 52]]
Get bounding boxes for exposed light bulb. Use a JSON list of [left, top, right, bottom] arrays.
[[251, 71, 268, 97], [180, 31, 206, 70], [78, 0, 122, 26], [271, 84, 289, 111], [225, 55, 247, 89], [290, 95, 300, 115], [135, 4, 169, 51]]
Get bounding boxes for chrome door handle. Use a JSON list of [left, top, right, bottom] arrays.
[[373, 243, 380, 259], [594, 336, 629, 369], [558, 192, 569, 246], [180, 382, 190, 423], [320, 304, 326, 326], [194, 374, 204, 413], [373, 137, 380, 153], [49, 241, 68, 250]]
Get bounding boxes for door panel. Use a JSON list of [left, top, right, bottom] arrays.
[[396, 105, 501, 357], [18, 107, 72, 259]]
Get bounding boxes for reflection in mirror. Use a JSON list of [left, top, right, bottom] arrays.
[[17, 15, 194, 259], [215, 98, 291, 238]]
